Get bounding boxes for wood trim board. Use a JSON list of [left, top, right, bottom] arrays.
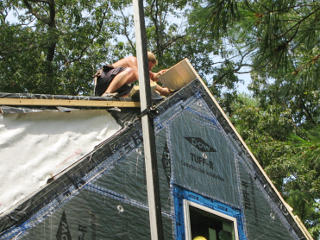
[[0, 98, 140, 108]]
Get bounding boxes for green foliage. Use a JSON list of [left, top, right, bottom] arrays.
[[230, 95, 320, 238], [244, 1, 320, 126], [188, 0, 320, 126], [0, 24, 44, 93], [278, 128, 320, 237], [0, 0, 121, 95], [1, 0, 241, 97], [189, 0, 239, 40]]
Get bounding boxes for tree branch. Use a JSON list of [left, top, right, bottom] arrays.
[[69, 8, 109, 63], [0, 7, 8, 24], [236, 70, 252, 74], [48, 0, 55, 27], [299, 97, 316, 125], [45, 0, 56, 62], [292, 53, 320, 75], [22, 0, 50, 24], [279, 7, 320, 40], [153, 35, 186, 54], [120, 9, 135, 51], [28, 0, 50, 4]]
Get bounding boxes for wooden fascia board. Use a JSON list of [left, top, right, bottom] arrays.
[[0, 98, 140, 108]]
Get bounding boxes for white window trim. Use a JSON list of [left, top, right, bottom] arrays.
[[183, 200, 239, 240]]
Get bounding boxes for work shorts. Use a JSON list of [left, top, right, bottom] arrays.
[[94, 67, 133, 97]]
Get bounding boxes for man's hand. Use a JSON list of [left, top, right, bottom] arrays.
[[152, 81, 172, 96], [153, 69, 168, 81], [158, 87, 171, 96]]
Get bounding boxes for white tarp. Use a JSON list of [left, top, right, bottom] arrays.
[[0, 109, 121, 215]]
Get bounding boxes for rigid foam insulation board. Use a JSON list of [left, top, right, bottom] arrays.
[[159, 58, 198, 90]]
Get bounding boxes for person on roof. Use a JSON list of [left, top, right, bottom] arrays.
[[94, 52, 170, 97]]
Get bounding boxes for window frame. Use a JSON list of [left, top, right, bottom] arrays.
[[183, 199, 239, 240]]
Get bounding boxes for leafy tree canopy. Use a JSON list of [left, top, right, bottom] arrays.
[[189, 0, 320, 127], [230, 95, 320, 238], [1, 0, 129, 94]]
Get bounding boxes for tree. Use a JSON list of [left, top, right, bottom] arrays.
[[188, 0, 320, 126], [0, 0, 123, 95], [230, 95, 320, 238], [1, 0, 243, 98]]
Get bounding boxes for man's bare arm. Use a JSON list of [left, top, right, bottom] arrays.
[[150, 69, 167, 82]]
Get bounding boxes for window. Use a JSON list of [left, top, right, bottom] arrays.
[[184, 200, 239, 240]]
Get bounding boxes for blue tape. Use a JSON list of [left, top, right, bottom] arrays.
[[173, 185, 247, 240], [185, 106, 218, 126]]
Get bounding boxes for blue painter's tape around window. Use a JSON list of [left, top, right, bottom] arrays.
[[173, 185, 247, 240]]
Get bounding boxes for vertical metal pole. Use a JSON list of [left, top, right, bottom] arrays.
[[133, 1, 164, 240]]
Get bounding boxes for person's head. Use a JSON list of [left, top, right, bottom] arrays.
[[147, 51, 157, 70]]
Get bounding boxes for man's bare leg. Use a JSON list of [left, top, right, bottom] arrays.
[[104, 68, 138, 94]]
